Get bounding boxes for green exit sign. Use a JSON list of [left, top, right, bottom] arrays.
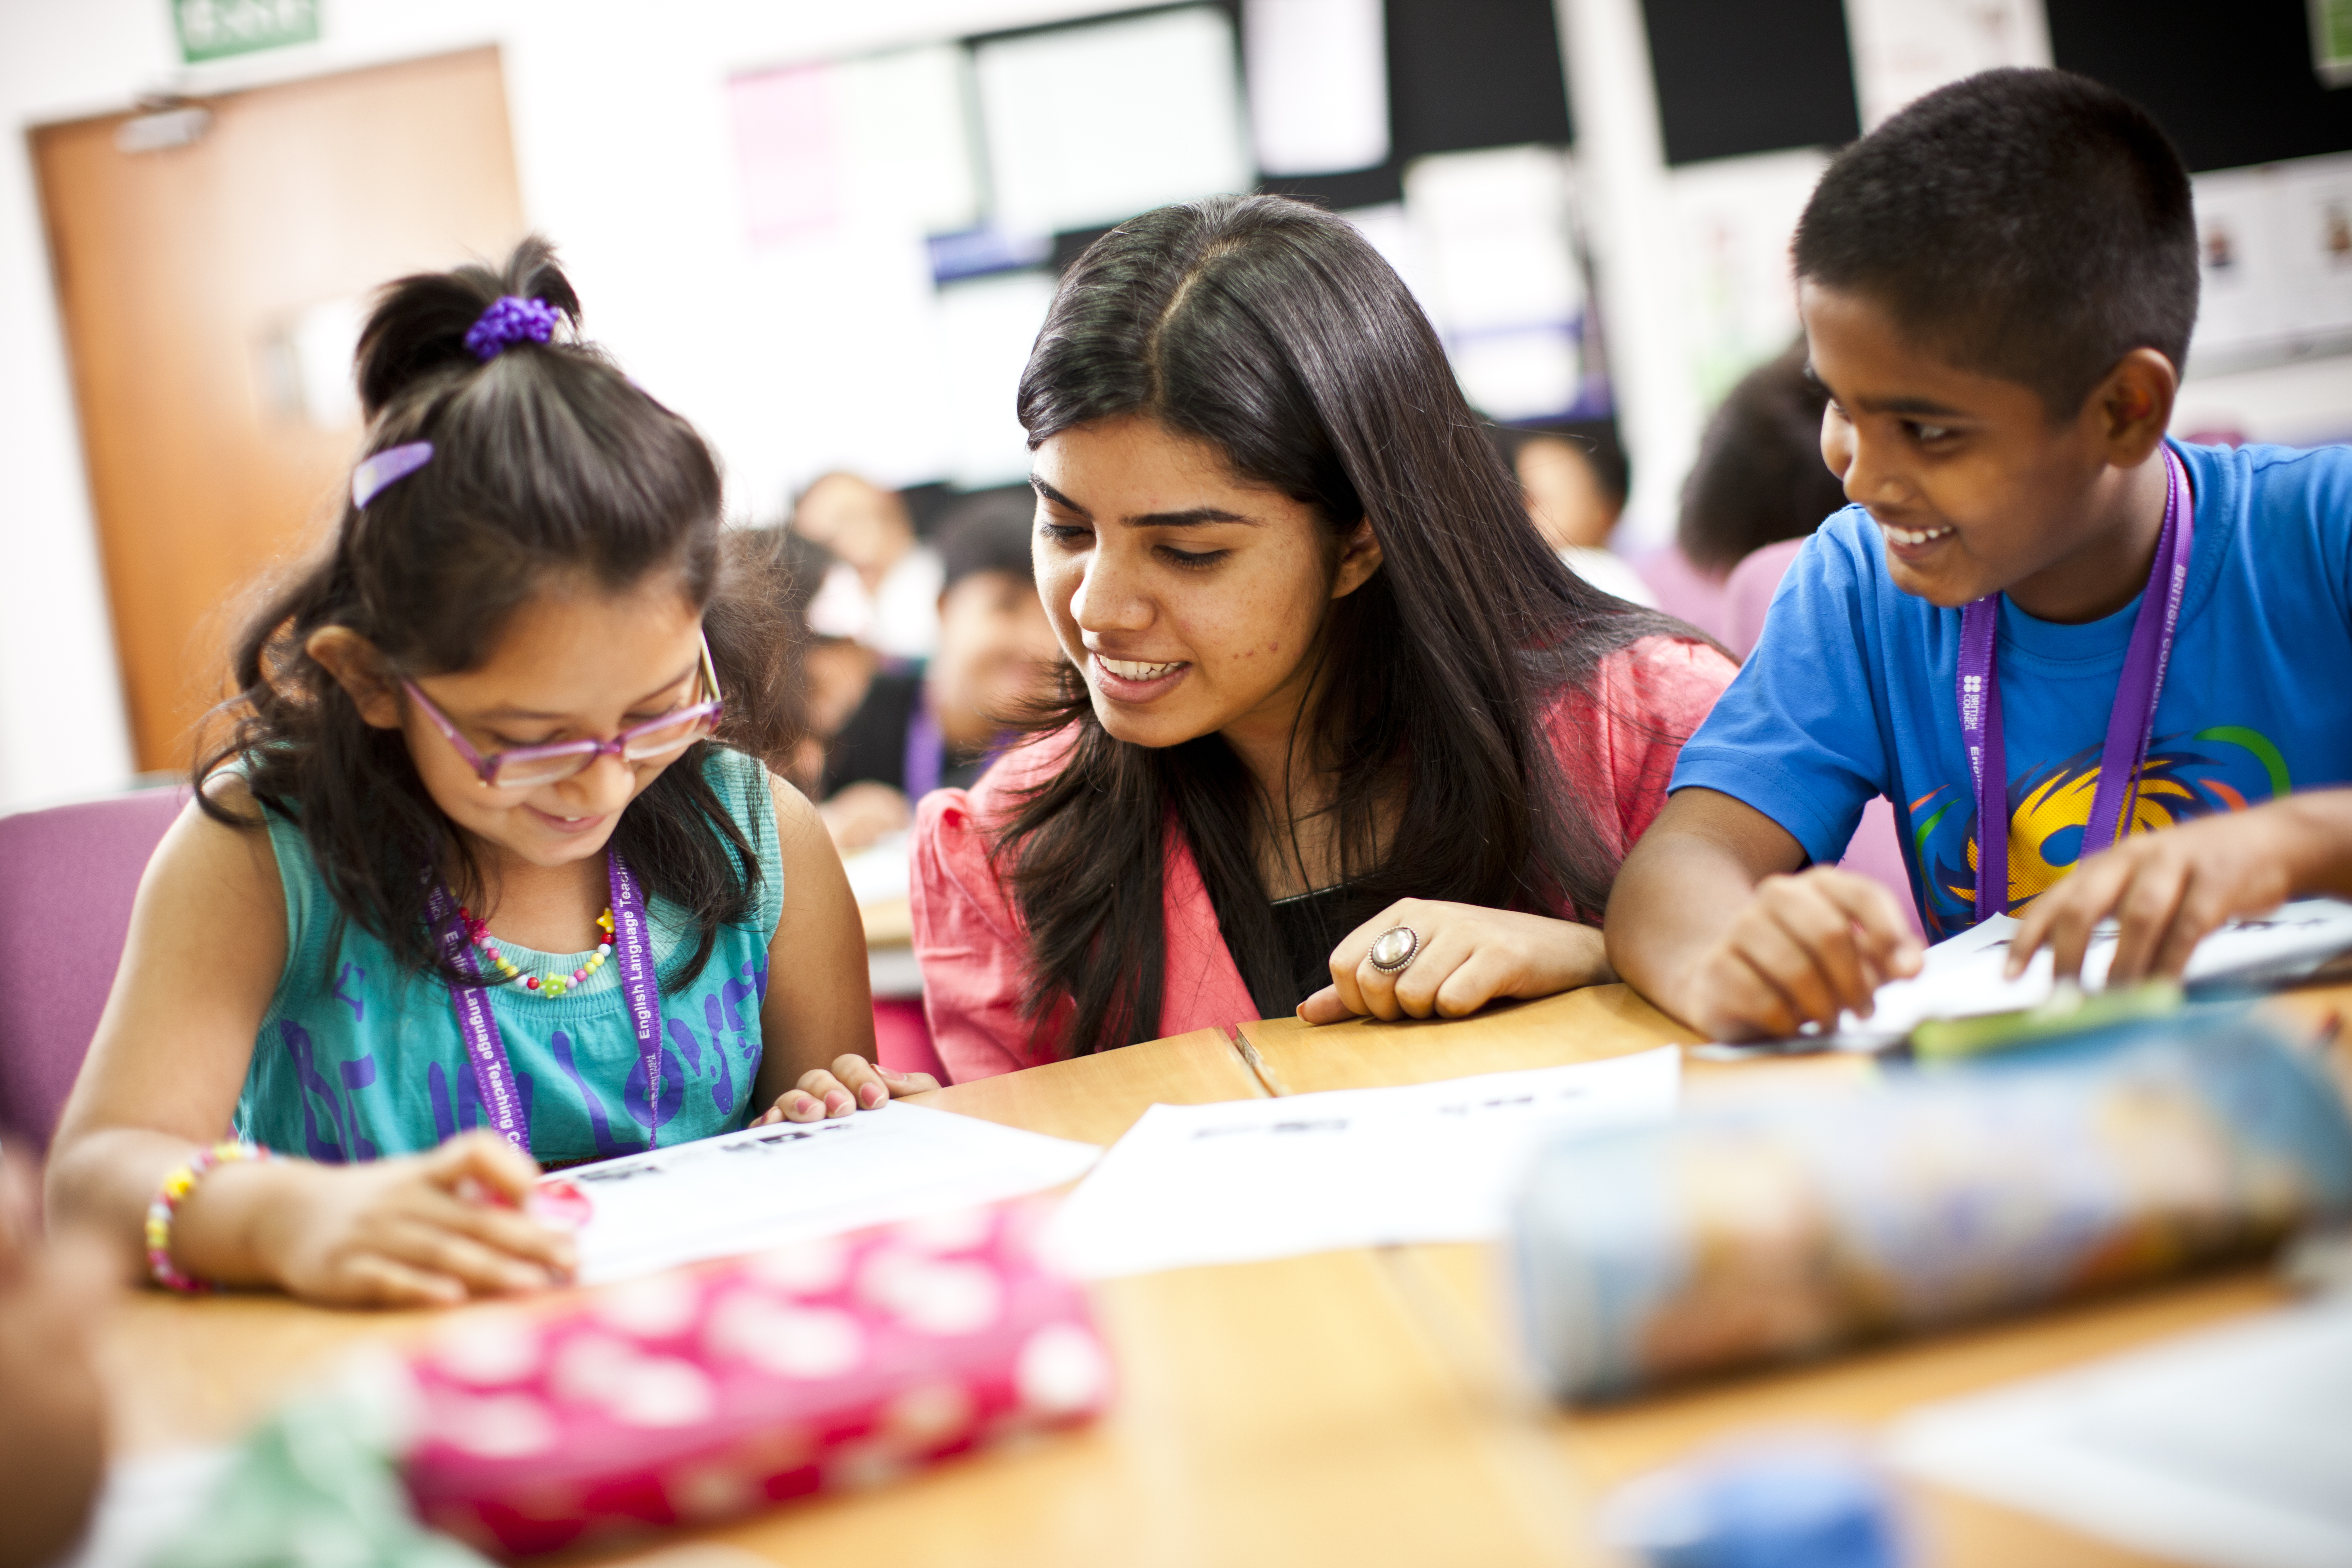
[[172, 0, 319, 64]]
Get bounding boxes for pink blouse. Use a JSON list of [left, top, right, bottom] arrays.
[[909, 636, 1735, 1083]]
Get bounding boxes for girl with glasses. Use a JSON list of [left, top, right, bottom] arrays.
[[48, 239, 932, 1308]]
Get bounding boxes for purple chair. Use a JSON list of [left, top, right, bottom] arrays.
[[0, 787, 187, 1153]]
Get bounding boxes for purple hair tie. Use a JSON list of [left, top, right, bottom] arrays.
[[464, 295, 560, 360], [352, 441, 434, 509]]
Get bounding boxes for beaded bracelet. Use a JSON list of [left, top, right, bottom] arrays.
[[145, 1141, 270, 1294]]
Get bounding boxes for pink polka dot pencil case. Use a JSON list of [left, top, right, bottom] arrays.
[[402, 1199, 1110, 1555]]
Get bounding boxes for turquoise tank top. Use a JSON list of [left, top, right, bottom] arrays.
[[234, 748, 783, 1165]]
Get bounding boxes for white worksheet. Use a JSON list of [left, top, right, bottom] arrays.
[[547, 1102, 1101, 1285], [1042, 1048, 1681, 1279], [1888, 1297, 2352, 1568], [839, 829, 911, 906], [1841, 897, 2352, 1041]]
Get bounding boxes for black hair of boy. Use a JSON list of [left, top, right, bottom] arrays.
[[1793, 67, 2199, 418], [1677, 342, 1851, 575], [934, 490, 1039, 593]]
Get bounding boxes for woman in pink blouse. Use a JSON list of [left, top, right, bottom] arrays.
[[912, 196, 1733, 1083]]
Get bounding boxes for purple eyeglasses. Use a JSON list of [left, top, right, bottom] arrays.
[[402, 635, 725, 789]]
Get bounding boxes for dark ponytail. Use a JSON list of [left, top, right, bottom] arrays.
[[199, 236, 797, 990]]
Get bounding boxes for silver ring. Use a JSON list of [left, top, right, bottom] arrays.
[[1367, 925, 1421, 974]]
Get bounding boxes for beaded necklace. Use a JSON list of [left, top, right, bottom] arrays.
[[426, 851, 663, 1157], [458, 904, 616, 998]]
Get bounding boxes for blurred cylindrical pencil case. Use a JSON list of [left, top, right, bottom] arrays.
[[402, 1199, 1111, 1554], [1511, 1018, 2352, 1403]]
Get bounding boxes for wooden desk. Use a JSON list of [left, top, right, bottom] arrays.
[[101, 1027, 1592, 1568], [1238, 982, 2343, 1568], [101, 984, 2345, 1566], [858, 897, 913, 949], [1236, 984, 1685, 1094], [859, 897, 921, 999]]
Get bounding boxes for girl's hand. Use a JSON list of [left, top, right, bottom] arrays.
[[1298, 899, 1615, 1024], [1676, 866, 1921, 1040], [246, 1131, 576, 1308], [754, 1055, 939, 1124]]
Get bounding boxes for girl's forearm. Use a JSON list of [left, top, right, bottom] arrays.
[[46, 1128, 294, 1290]]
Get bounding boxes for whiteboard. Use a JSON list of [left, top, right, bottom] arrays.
[[975, 6, 1255, 237]]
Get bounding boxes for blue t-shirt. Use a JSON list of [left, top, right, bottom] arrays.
[[234, 747, 783, 1164], [1671, 440, 2352, 939]]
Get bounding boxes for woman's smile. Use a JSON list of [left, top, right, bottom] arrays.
[[1088, 652, 1192, 702]]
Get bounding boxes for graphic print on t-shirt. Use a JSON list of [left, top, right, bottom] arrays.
[[1668, 443, 2352, 947], [235, 748, 786, 1164], [1909, 725, 2289, 934]]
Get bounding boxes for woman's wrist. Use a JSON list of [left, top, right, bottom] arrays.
[[1547, 918, 1616, 991]]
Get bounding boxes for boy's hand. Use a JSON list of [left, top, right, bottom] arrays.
[[1677, 866, 1922, 1040], [755, 1055, 938, 1124], [2004, 799, 2321, 985], [1297, 900, 1612, 1024], [247, 1131, 577, 1308]]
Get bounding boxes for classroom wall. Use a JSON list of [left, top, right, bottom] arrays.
[[0, 0, 1118, 813], [4, 0, 2350, 809], [1571, 0, 2352, 546]]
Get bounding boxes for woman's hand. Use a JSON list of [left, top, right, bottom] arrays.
[[1673, 865, 1921, 1040], [1298, 899, 1614, 1024], [753, 1054, 939, 1124], [231, 1131, 577, 1308]]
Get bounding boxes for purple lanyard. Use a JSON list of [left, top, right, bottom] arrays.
[[425, 850, 664, 1157], [1958, 448, 2194, 922], [903, 701, 944, 800]]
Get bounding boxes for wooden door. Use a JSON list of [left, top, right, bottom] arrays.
[[34, 48, 526, 771]]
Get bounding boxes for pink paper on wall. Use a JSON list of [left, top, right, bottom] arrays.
[[729, 64, 845, 245]]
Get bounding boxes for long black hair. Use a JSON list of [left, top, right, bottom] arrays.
[[1001, 194, 1686, 1052], [198, 237, 796, 990]]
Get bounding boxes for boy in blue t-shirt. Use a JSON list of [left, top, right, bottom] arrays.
[[1607, 68, 2352, 1041]]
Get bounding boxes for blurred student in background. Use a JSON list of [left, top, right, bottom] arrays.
[[754, 526, 831, 797], [1681, 342, 1851, 627], [912, 195, 1732, 1081], [1623, 344, 1851, 640], [1681, 342, 1920, 934], [793, 472, 942, 660], [1493, 425, 1657, 607], [818, 492, 1063, 853]]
